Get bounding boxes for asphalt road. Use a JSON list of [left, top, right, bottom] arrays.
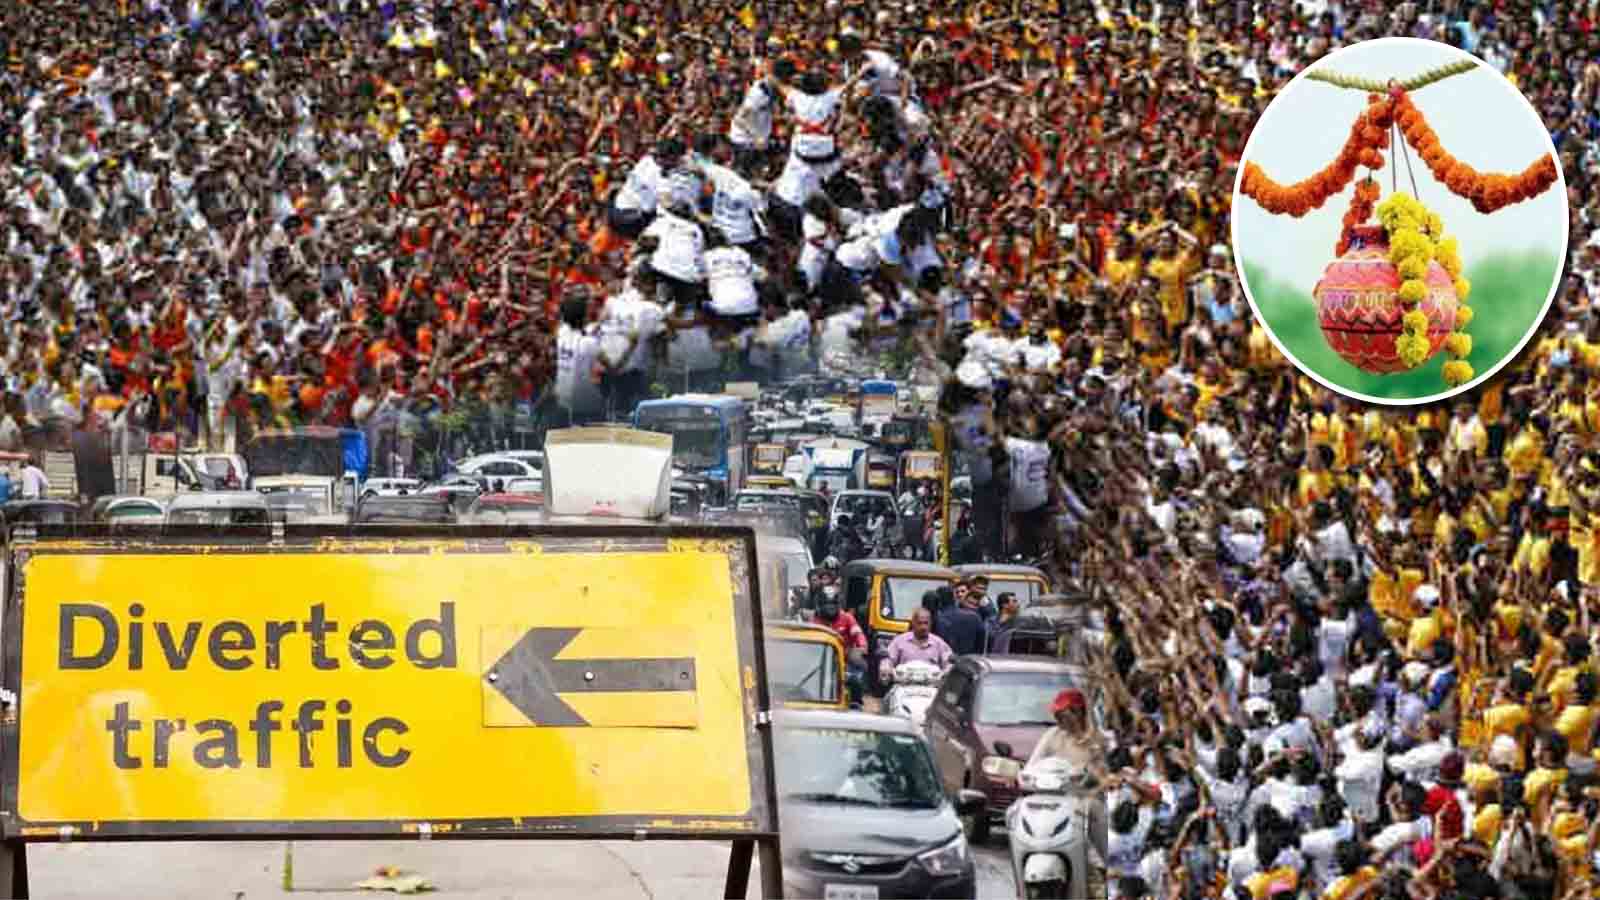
[[25, 837, 1017, 898]]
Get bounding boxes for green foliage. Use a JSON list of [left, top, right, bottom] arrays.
[[1241, 248, 1560, 401]]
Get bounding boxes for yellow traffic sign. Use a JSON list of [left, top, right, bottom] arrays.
[[4, 529, 778, 839]]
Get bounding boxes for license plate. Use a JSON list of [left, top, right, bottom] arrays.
[[824, 885, 879, 900]]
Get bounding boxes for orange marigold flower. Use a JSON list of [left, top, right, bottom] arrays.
[[1361, 149, 1384, 169]]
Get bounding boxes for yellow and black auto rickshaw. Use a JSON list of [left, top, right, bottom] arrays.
[[840, 559, 960, 691], [954, 563, 1052, 607], [764, 621, 849, 710], [750, 442, 788, 477], [898, 450, 942, 497]]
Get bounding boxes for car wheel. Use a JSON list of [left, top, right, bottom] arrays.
[[362, 491, 377, 500]]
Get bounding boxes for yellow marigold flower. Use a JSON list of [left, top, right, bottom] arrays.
[[1425, 212, 1443, 235], [1397, 257, 1429, 281], [1396, 332, 1432, 369], [1398, 280, 1428, 305], [1454, 305, 1473, 328], [1403, 309, 1430, 334], [1442, 359, 1474, 387], [1445, 332, 1472, 358], [1455, 277, 1470, 301]]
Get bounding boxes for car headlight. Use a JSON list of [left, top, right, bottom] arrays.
[[981, 756, 1021, 780], [917, 833, 969, 877]]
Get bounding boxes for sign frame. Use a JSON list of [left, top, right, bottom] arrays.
[[0, 523, 783, 898]]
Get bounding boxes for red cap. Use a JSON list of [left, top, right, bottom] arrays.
[[1052, 689, 1087, 714]]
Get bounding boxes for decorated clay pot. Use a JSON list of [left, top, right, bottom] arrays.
[[1313, 225, 1459, 373]]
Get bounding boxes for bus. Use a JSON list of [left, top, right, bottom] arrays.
[[858, 379, 898, 428], [633, 394, 750, 507]]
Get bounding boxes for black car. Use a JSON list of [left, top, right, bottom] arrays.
[[774, 709, 982, 899]]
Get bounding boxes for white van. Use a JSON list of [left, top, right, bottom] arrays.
[[165, 491, 271, 526]]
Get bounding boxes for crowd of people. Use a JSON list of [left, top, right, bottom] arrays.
[[4, 0, 1600, 898]]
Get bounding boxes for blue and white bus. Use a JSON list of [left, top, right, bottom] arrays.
[[633, 394, 750, 507]]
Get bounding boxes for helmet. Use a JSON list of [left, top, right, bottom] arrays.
[[822, 556, 841, 572], [1051, 689, 1087, 715]]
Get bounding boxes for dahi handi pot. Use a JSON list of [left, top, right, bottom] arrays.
[[1313, 225, 1458, 373]]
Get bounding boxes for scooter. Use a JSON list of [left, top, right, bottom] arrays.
[[881, 660, 942, 730], [1005, 758, 1099, 900]]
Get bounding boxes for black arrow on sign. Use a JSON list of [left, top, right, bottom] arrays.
[[486, 628, 698, 727]]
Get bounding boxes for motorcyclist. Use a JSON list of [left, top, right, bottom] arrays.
[[810, 582, 869, 708], [1024, 689, 1110, 889], [828, 513, 866, 562], [879, 607, 953, 683]]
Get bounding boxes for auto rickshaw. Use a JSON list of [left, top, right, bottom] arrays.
[[746, 474, 795, 491], [954, 563, 1052, 606], [898, 450, 942, 497], [878, 416, 915, 452], [865, 452, 897, 491], [750, 442, 788, 476], [764, 622, 849, 709], [840, 559, 960, 692]]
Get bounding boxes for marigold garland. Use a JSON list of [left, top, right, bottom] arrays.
[[1242, 71, 1556, 392], [1372, 191, 1474, 383], [1390, 90, 1559, 214]]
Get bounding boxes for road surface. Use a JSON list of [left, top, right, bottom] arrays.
[[26, 837, 1016, 898]]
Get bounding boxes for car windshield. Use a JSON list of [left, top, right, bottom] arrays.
[[837, 494, 893, 518], [108, 505, 163, 520], [976, 673, 1074, 726], [881, 576, 949, 621], [809, 473, 850, 493], [767, 640, 841, 705], [168, 508, 270, 526], [984, 578, 1041, 604], [259, 487, 330, 518], [776, 728, 943, 809], [737, 493, 799, 510]]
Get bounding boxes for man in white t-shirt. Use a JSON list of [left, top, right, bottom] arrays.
[[554, 291, 606, 425], [610, 138, 684, 238], [640, 198, 707, 313], [1017, 322, 1062, 373], [18, 457, 49, 500], [691, 137, 767, 251], [597, 266, 665, 420], [703, 233, 760, 320], [727, 70, 777, 171]]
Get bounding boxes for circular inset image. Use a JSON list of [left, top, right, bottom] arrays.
[[1231, 37, 1567, 405]]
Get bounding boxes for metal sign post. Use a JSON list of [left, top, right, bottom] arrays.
[[0, 525, 783, 899], [931, 422, 952, 566]]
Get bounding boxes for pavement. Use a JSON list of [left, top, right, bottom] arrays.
[[25, 837, 1016, 898]]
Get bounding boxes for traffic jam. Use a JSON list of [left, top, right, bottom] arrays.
[[1, 373, 1097, 900]]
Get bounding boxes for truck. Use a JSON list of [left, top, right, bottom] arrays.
[[243, 427, 369, 522], [800, 438, 870, 494]]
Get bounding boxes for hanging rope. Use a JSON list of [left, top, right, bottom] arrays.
[[1302, 58, 1480, 93]]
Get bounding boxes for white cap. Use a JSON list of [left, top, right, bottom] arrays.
[[1489, 734, 1520, 769], [1402, 661, 1430, 685], [1243, 696, 1272, 717], [1414, 585, 1441, 609]]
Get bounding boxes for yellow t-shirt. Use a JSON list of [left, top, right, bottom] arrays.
[[1370, 568, 1425, 624], [1549, 664, 1589, 713], [1472, 803, 1504, 846], [1557, 704, 1598, 756], [1514, 533, 1552, 577], [1322, 867, 1378, 900], [1523, 766, 1569, 810], [1407, 610, 1445, 660], [1147, 250, 1195, 329], [1246, 866, 1298, 900], [1482, 703, 1531, 769], [1505, 427, 1546, 477], [1298, 470, 1334, 508]]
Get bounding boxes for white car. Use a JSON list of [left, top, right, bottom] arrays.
[[362, 477, 423, 499], [454, 454, 541, 493]]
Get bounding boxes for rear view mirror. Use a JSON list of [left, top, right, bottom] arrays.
[[955, 789, 987, 817], [993, 741, 1014, 759]]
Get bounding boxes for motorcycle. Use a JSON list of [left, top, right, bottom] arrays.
[[1004, 758, 1101, 900], [880, 660, 943, 730]]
